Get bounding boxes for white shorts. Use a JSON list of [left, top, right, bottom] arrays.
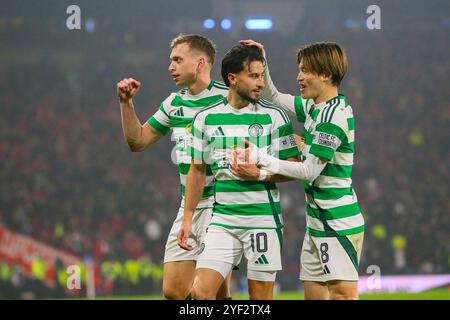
[[197, 225, 283, 279], [300, 232, 364, 282], [163, 207, 213, 263]]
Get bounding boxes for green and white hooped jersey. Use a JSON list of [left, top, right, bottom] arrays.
[[189, 98, 299, 229], [292, 94, 364, 237], [147, 80, 228, 208]]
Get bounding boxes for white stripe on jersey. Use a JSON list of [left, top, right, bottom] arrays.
[[327, 214, 364, 231], [328, 151, 354, 166], [313, 175, 353, 189], [211, 212, 284, 229], [310, 194, 359, 210], [216, 190, 279, 205]]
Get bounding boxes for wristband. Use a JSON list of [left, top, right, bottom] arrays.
[[258, 169, 267, 181]]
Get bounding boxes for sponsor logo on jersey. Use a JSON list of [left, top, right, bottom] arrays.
[[289, 135, 297, 147], [173, 107, 184, 117], [254, 254, 269, 265], [211, 126, 225, 137], [314, 132, 338, 149]]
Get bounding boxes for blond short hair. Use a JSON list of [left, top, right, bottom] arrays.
[[170, 34, 216, 65]]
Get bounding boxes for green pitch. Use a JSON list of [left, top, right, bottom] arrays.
[[106, 289, 449, 300]]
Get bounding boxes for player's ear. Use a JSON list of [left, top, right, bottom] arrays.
[[197, 57, 206, 72], [227, 73, 237, 86], [321, 73, 333, 83]]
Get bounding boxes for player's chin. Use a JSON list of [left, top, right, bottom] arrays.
[[247, 92, 260, 103], [174, 78, 184, 86], [300, 89, 311, 99]]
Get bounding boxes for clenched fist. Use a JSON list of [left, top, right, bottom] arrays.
[[117, 78, 141, 103]]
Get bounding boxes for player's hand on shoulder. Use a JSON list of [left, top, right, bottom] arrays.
[[117, 77, 141, 103]]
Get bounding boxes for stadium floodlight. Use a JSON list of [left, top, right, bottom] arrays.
[[203, 19, 215, 29], [220, 19, 232, 30], [85, 18, 95, 33], [245, 19, 273, 30]]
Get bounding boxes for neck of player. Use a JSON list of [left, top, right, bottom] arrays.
[[227, 91, 250, 110], [188, 74, 211, 96], [314, 86, 339, 105]]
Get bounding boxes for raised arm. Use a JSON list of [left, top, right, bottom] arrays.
[[117, 78, 164, 152], [240, 40, 298, 118]]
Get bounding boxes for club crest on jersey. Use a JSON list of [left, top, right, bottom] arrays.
[[248, 123, 263, 137]]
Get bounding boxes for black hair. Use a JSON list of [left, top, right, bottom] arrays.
[[221, 45, 265, 86]]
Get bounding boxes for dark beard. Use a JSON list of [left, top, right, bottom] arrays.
[[237, 88, 258, 104]]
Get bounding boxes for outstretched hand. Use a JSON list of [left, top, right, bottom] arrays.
[[239, 39, 265, 55]]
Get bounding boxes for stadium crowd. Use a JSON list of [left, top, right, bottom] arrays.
[[1, 14, 448, 298]]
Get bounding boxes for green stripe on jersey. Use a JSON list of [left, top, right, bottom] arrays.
[[205, 113, 272, 126], [215, 180, 277, 193], [181, 185, 214, 198], [264, 183, 284, 246], [347, 118, 355, 130], [315, 122, 347, 141], [178, 163, 213, 175], [307, 225, 364, 237], [214, 202, 281, 216], [294, 96, 306, 122], [336, 142, 354, 153], [301, 128, 313, 145], [171, 95, 224, 108], [336, 236, 359, 271], [170, 117, 193, 128], [277, 122, 294, 136], [304, 183, 354, 200], [148, 117, 170, 135], [306, 202, 361, 221], [320, 163, 353, 178], [309, 144, 335, 161]]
